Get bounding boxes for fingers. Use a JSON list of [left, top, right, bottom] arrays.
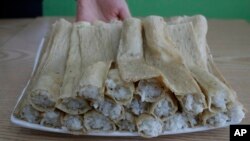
[[118, 7, 131, 21], [76, 0, 87, 22], [76, 0, 88, 22], [76, 0, 106, 22], [76, 0, 131, 22], [118, 0, 131, 21]]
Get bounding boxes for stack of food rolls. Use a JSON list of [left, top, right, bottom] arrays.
[[15, 15, 245, 138]]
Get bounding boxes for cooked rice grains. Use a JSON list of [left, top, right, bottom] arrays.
[[17, 16, 245, 138]]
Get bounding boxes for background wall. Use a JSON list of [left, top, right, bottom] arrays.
[[43, 0, 250, 20]]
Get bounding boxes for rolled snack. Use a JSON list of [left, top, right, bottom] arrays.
[[62, 115, 83, 131], [206, 45, 233, 88], [149, 91, 178, 120], [84, 110, 116, 132], [29, 19, 72, 112], [117, 17, 161, 82], [165, 19, 238, 113], [126, 95, 149, 116], [56, 23, 91, 115], [40, 110, 61, 128], [201, 102, 245, 127], [32, 23, 57, 80], [78, 21, 121, 68], [93, 98, 124, 121], [19, 104, 41, 124], [29, 73, 60, 111], [78, 22, 120, 101], [78, 61, 111, 101], [136, 78, 165, 102], [167, 15, 208, 69], [163, 113, 197, 131], [143, 16, 206, 115], [93, 20, 123, 60], [201, 110, 229, 127], [191, 68, 234, 112], [165, 22, 207, 69], [168, 15, 232, 88], [227, 102, 245, 123], [136, 114, 163, 138], [117, 111, 136, 132], [58, 98, 91, 115], [105, 69, 134, 105]]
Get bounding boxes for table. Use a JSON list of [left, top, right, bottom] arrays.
[[0, 17, 249, 141]]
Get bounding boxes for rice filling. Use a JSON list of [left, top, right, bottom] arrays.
[[211, 91, 227, 111], [182, 94, 204, 115], [106, 79, 131, 101], [84, 111, 115, 131], [61, 98, 89, 111], [126, 97, 148, 115], [163, 113, 189, 131], [41, 111, 61, 127], [30, 90, 55, 109], [154, 98, 173, 118], [94, 99, 123, 120], [137, 114, 163, 137], [63, 115, 83, 131], [20, 105, 41, 124], [79, 85, 101, 101], [137, 79, 164, 102]]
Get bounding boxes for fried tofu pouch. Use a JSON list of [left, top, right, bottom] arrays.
[[116, 111, 136, 132], [40, 110, 62, 128], [83, 110, 116, 132], [62, 114, 84, 132], [105, 69, 134, 105], [29, 19, 72, 112], [56, 23, 91, 115], [166, 19, 233, 112], [78, 21, 122, 102], [117, 18, 161, 82], [136, 114, 163, 138], [166, 15, 244, 125], [167, 15, 208, 69], [117, 18, 177, 106], [18, 99, 62, 128], [143, 16, 206, 115], [148, 90, 178, 120], [92, 97, 124, 121]]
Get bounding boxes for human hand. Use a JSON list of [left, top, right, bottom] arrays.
[[76, 0, 131, 22]]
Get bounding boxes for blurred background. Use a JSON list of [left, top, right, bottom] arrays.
[[1, 0, 250, 20]]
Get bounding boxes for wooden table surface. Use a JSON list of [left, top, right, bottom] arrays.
[[0, 17, 249, 141]]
